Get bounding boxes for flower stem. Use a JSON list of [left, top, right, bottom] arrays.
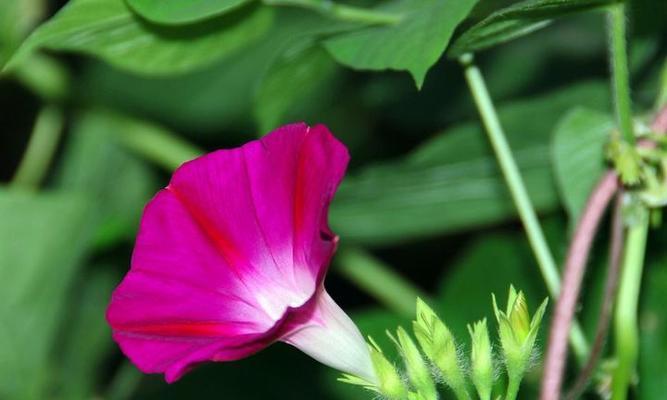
[[336, 246, 429, 318], [10, 106, 64, 190], [262, 0, 401, 25], [611, 205, 648, 400], [459, 53, 589, 363], [608, 3, 635, 145]]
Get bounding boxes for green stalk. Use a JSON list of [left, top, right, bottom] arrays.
[[611, 209, 648, 400], [336, 246, 429, 317], [459, 53, 589, 363], [607, 3, 635, 145], [10, 106, 64, 190]]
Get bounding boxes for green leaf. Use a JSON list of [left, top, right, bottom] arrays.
[[0, 0, 45, 65], [330, 82, 609, 245], [127, 0, 250, 25], [0, 189, 91, 399], [255, 44, 338, 133], [552, 108, 613, 223], [3, 0, 273, 76], [324, 0, 479, 88], [76, 8, 358, 133], [449, 0, 621, 57], [54, 267, 118, 400], [56, 111, 156, 249]]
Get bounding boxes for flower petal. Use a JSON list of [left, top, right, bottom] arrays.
[[168, 123, 349, 316], [107, 123, 351, 382], [281, 290, 376, 384]]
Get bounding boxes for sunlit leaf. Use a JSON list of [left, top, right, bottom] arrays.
[[324, 0, 479, 88]]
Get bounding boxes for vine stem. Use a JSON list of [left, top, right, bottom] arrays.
[[611, 206, 648, 400], [539, 172, 619, 400], [459, 53, 589, 363], [10, 106, 64, 190], [608, 3, 635, 145], [565, 191, 624, 400]]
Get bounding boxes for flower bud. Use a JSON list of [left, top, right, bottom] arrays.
[[391, 327, 438, 400], [413, 298, 469, 399], [468, 319, 494, 400], [369, 337, 410, 400], [492, 286, 548, 391]]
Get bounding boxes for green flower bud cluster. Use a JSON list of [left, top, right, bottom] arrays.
[[606, 124, 667, 211], [340, 286, 547, 400]]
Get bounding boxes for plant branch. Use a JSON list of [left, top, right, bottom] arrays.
[[608, 3, 635, 145], [459, 53, 589, 363], [565, 191, 625, 400], [540, 171, 619, 400]]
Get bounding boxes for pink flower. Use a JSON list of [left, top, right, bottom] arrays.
[[106, 123, 375, 384]]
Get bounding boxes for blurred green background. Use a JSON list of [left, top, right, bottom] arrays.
[[0, 0, 665, 399]]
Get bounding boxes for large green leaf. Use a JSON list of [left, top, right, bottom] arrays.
[[330, 82, 610, 245], [76, 8, 358, 133], [57, 111, 156, 249], [324, 0, 479, 88], [0, 189, 91, 399], [127, 0, 250, 25], [552, 107, 613, 223], [449, 0, 621, 57], [255, 45, 339, 133], [54, 267, 118, 400], [3, 0, 272, 76], [0, 0, 45, 65]]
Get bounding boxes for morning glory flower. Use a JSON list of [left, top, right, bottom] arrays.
[[106, 123, 375, 384]]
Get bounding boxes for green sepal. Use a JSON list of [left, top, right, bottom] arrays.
[[389, 327, 438, 400], [413, 298, 470, 399], [468, 319, 494, 400]]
